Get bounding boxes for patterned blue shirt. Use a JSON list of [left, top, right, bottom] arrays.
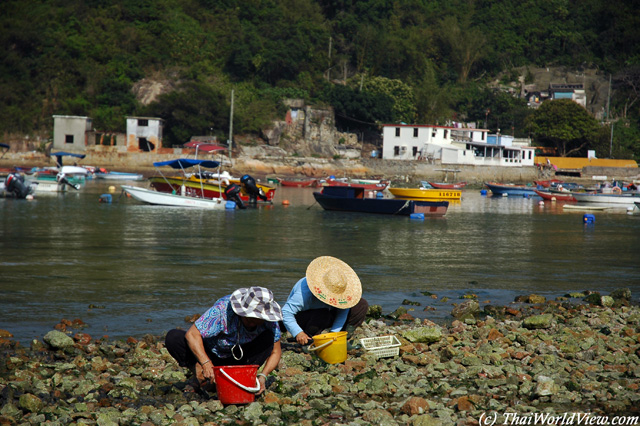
[[195, 295, 281, 358]]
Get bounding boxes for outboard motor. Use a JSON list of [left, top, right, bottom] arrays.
[[224, 183, 246, 209], [56, 173, 81, 190], [5, 173, 31, 199], [240, 174, 267, 204]]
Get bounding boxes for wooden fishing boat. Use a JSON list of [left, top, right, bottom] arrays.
[[533, 179, 563, 188], [533, 189, 576, 202], [313, 186, 448, 217], [150, 173, 276, 203], [277, 177, 317, 187], [426, 181, 467, 189], [388, 187, 462, 201], [485, 182, 537, 196]]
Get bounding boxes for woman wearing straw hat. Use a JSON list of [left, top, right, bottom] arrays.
[[281, 256, 369, 345], [165, 286, 283, 395]]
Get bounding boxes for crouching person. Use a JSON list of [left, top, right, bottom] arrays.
[[281, 256, 369, 345], [165, 286, 282, 396]]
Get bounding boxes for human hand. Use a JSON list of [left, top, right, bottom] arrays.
[[296, 332, 311, 345], [256, 374, 266, 395], [201, 361, 215, 381]]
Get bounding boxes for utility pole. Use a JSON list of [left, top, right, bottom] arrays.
[[606, 74, 613, 158], [228, 89, 234, 164]]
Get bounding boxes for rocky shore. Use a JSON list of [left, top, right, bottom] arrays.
[[1, 290, 639, 425]]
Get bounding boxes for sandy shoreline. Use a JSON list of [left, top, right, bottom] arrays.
[[1, 290, 638, 425]]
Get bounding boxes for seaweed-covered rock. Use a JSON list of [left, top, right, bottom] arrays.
[[523, 314, 554, 329], [43, 330, 75, 349], [402, 327, 442, 344]]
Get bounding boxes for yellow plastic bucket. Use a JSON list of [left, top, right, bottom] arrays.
[[308, 331, 347, 364]]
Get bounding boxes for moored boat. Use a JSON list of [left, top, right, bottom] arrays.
[[277, 177, 317, 187], [121, 185, 227, 209], [533, 189, 576, 202], [313, 185, 448, 217], [321, 179, 389, 190], [485, 182, 537, 196], [122, 158, 235, 209], [426, 181, 467, 189], [149, 173, 276, 203], [388, 187, 462, 201], [95, 170, 145, 181], [571, 192, 640, 206]]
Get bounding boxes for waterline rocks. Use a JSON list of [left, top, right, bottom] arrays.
[[1, 300, 638, 424]]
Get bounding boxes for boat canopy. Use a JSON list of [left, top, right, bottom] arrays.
[[51, 152, 87, 159], [153, 158, 220, 169]]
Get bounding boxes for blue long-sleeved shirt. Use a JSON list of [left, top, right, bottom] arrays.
[[281, 277, 349, 337]]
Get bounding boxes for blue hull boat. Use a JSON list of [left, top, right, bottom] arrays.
[[313, 186, 448, 217], [485, 182, 537, 196]]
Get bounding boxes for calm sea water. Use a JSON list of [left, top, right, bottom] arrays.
[[1, 180, 639, 344]]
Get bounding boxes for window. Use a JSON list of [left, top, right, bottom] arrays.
[[481, 132, 485, 141], [529, 151, 532, 160], [444, 130, 448, 139], [138, 119, 149, 126], [413, 128, 418, 137], [394, 146, 400, 155], [65, 135, 74, 144], [432, 130, 436, 137], [412, 147, 418, 157], [395, 127, 400, 137]]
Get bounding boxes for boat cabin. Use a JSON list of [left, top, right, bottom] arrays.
[[322, 186, 367, 199]]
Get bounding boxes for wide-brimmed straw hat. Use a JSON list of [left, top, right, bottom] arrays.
[[230, 287, 283, 322], [306, 256, 362, 309]]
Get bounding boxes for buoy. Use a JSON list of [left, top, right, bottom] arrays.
[[523, 193, 529, 198], [551, 197, 556, 202], [410, 213, 424, 220], [480, 189, 487, 196], [99, 194, 112, 203], [225, 201, 236, 209], [502, 193, 508, 197], [538, 201, 544, 206], [583, 214, 595, 224], [282, 199, 290, 205], [25, 194, 34, 201], [376, 192, 383, 198], [108, 186, 116, 193]]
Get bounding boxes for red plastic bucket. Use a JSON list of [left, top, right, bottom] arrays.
[[213, 365, 260, 405]]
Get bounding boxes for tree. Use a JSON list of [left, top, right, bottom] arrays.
[[526, 99, 601, 157]]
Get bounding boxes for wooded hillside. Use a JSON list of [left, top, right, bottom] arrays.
[[1, 0, 639, 159]]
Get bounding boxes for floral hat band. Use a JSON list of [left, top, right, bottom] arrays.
[[306, 256, 362, 309]]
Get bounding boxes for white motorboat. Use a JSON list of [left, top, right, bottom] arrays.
[[121, 185, 228, 209], [571, 192, 640, 206]]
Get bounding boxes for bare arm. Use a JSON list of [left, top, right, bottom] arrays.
[[257, 340, 281, 395], [185, 324, 215, 381]]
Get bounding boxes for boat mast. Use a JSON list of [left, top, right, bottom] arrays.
[[228, 89, 234, 164]]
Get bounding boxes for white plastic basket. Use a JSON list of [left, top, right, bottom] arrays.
[[360, 335, 401, 358]]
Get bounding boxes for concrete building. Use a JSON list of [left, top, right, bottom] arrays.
[[382, 123, 536, 167], [126, 117, 163, 153], [52, 115, 92, 151]]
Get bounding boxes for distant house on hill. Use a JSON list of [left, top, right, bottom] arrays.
[[525, 83, 586, 108], [52, 115, 93, 151], [381, 123, 535, 167], [126, 117, 163, 152]]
